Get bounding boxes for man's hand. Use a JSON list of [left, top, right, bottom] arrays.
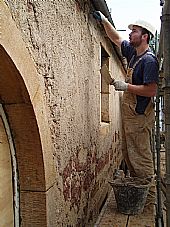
[[93, 11, 107, 23], [112, 80, 128, 91]]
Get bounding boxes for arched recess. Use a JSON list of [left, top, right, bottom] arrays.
[[0, 1, 55, 226], [0, 45, 46, 226]]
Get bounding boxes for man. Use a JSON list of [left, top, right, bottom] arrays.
[[93, 11, 159, 181]]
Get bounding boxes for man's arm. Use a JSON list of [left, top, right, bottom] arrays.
[[93, 11, 123, 48], [112, 80, 157, 97], [102, 20, 123, 48], [127, 82, 157, 97]]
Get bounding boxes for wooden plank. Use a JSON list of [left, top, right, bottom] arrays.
[[95, 189, 156, 227], [163, 207, 166, 226], [96, 190, 128, 227], [128, 203, 155, 227], [162, 191, 166, 226]]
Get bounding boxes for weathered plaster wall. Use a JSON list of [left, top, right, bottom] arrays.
[[3, 0, 125, 226]]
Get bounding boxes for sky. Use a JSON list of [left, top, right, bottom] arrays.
[[105, 0, 163, 39]]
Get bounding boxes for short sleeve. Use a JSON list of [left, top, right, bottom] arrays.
[[143, 56, 159, 84]]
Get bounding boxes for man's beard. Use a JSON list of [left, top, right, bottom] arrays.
[[130, 36, 142, 48]]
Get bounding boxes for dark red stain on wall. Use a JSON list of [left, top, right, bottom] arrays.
[[62, 131, 121, 208], [62, 151, 111, 208]]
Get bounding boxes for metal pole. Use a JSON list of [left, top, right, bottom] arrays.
[[153, 29, 164, 227], [161, 0, 170, 226], [155, 79, 164, 227]]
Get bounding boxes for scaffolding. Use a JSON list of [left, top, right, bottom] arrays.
[[157, 0, 170, 226]]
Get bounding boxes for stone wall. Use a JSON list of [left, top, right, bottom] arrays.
[[1, 0, 125, 226]]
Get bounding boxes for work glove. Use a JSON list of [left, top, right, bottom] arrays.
[[93, 11, 107, 23], [111, 80, 128, 91]]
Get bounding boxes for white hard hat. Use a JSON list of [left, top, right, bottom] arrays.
[[128, 20, 155, 38]]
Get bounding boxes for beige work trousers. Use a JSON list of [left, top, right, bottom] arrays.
[[122, 71, 155, 179]]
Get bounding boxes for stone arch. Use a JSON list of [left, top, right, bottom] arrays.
[[0, 1, 55, 226]]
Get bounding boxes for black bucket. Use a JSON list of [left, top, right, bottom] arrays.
[[109, 177, 150, 215]]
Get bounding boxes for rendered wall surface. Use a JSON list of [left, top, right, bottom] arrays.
[[1, 0, 126, 226]]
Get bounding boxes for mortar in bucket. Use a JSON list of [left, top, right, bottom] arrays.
[[109, 177, 150, 215]]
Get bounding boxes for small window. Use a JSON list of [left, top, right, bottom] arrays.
[[100, 46, 111, 123]]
